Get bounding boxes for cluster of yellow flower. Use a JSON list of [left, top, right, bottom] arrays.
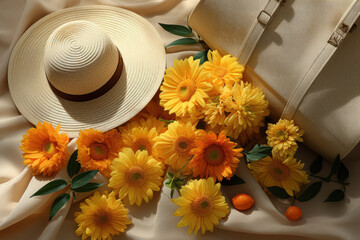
[[19, 50, 311, 239], [160, 50, 270, 146], [248, 119, 309, 196]]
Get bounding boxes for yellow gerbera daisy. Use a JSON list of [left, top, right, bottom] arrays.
[[224, 81, 269, 141], [154, 121, 197, 175], [203, 50, 244, 95], [20, 122, 69, 176], [189, 130, 242, 181], [121, 126, 159, 159], [248, 155, 309, 196], [74, 191, 131, 240], [172, 177, 230, 235], [76, 129, 122, 178], [266, 119, 304, 157], [159, 57, 212, 117], [108, 148, 164, 206]]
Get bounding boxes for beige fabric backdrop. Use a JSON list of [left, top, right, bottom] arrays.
[[0, 0, 359, 239]]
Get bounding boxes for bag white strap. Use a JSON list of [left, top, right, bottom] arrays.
[[281, 0, 360, 119], [237, 0, 282, 64]]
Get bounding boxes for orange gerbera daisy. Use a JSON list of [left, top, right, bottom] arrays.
[[189, 131, 243, 181], [77, 129, 122, 178], [159, 57, 213, 117], [20, 122, 69, 176]]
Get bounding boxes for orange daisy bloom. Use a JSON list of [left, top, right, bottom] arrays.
[[76, 128, 122, 178], [20, 122, 69, 176], [189, 131, 243, 181]]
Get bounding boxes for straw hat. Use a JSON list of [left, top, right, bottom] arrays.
[[8, 5, 166, 138]]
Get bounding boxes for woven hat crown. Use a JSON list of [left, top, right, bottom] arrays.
[[44, 20, 119, 95]]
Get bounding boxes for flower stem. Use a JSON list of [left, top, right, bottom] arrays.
[[308, 174, 350, 185]]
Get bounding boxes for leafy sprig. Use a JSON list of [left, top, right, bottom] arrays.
[[159, 23, 209, 64], [30, 150, 103, 221]]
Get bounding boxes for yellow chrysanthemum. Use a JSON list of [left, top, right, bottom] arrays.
[[172, 177, 230, 235], [121, 126, 160, 159], [74, 191, 131, 240], [203, 50, 244, 95], [266, 119, 304, 157], [224, 82, 269, 141], [248, 155, 309, 196], [154, 121, 197, 175], [77, 129, 122, 178], [119, 116, 167, 136], [189, 130, 242, 181], [20, 122, 69, 176], [108, 148, 164, 206], [160, 57, 212, 117]]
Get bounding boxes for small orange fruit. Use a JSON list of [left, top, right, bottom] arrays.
[[285, 206, 302, 221], [232, 193, 254, 211]]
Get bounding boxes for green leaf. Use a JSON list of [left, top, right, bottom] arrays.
[[221, 175, 246, 185], [337, 162, 349, 182], [310, 156, 323, 174], [193, 50, 209, 64], [174, 179, 183, 189], [159, 23, 192, 36], [324, 189, 345, 202], [30, 179, 68, 198], [71, 170, 98, 189], [72, 182, 104, 193], [164, 179, 171, 187], [170, 189, 174, 199], [326, 154, 341, 181], [297, 181, 322, 202], [266, 186, 291, 199], [166, 38, 198, 48], [167, 172, 174, 179], [67, 149, 80, 178], [49, 193, 70, 221], [245, 145, 272, 161]]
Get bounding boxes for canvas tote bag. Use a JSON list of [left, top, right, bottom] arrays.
[[188, 0, 360, 160]]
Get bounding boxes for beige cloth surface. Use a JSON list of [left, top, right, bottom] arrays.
[[0, 0, 359, 239]]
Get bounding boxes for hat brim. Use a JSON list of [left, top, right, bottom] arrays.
[[8, 5, 166, 138]]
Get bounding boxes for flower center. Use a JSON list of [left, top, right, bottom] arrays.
[[191, 196, 213, 216], [276, 130, 289, 141], [43, 141, 58, 158], [95, 210, 110, 226], [126, 166, 145, 186], [90, 143, 108, 160], [174, 136, 192, 156], [133, 138, 152, 155], [213, 66, 228, 78], [204, 144, 225, 165], [270, 160, 290, 181], [177, 80, 196, 102]]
